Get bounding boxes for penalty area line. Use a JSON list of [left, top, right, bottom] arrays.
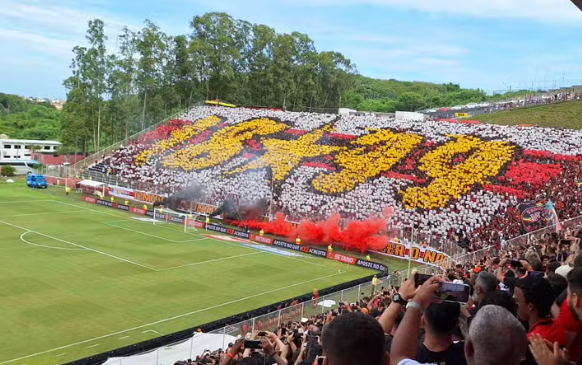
[[100, 221, 184, 243], [0, 199, 55, 204], [156, 252, 264, 271], [0, 270, 347, 365], [0, 219, 157, 272], [19, 232, 86, 251], [100, 221, 210, 244], [1, 210, 88, 218]]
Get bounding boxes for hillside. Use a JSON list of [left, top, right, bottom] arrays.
[[345, 76, 488, 112], [0, 93, 61, 140], [471, 99, 582, 130]]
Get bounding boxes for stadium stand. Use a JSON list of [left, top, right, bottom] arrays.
[[70, 105, 582, 365], [86, 106, 582, 256], [99, 220, 582, 365]]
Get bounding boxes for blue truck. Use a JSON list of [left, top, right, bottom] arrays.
[[26, 174, 48, 189]]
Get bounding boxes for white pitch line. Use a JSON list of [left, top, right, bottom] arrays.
[[47, 201, 337, 269], [118, 336, 130, 340], [0, 220, 157, 272], [178, 230, 334, 270], [0, 270, 346, 365], [175, 237, 215, 243], [2, 210, 88, 218], [20, 232, 87, 251], [157, 252, 264, 271], [126, 217, 211, 238], [100, 221, 213, 244], [86, 344, 100, 348], [0, 199, 54, 204], [54, 353, 66, 357], [100, 221, 183, 243], [141, 330, 158, 334], [50, 200, 126, 218], [11, 200, 344, 271]]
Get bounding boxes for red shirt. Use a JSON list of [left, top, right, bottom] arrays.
[[557, 298, 582, 362], [527, 318, 566, 346]]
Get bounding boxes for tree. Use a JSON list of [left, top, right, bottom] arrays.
[[85, 19, 109, 152], [134, 19, 171, 129], [396, 92, 426, 111], [190, 12, 240, 101], [56, 11, 503, 153]]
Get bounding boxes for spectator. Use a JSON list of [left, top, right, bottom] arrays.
[[477, 290, 517, 316], [514, 276, 565, 345], [547, 260, 561, 274], [321, 312, 388, 365], [89, 105, 582, 256], [530, 267, 582, 365], [416, 302, 466, 365], [471, 272, 498, 313], [390, 275, 527, 365], [547, 273, 568, 299]]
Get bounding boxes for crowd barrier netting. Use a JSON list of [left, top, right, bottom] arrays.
[[97, 279, 389, 365]]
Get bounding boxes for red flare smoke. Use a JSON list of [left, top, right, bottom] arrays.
[[238, 213, 390, 253]]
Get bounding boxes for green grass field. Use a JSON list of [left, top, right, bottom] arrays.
[[0, 182, 383, 365], [470, 99, 582, 129]]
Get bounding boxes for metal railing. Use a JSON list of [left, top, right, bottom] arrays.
[[101, 280, 390, 365], [503, 215, 582, 249]]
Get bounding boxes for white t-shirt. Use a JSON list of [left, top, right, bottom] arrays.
[[397, 360, 436, 365]]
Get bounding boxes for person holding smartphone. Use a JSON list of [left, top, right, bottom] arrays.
[[390, 276, 527, 365], [415, 302, 466, 365]]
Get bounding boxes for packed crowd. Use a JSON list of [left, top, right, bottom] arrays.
[[174, 225, 582, 365], [491, 91, 582, 111], [93, 106, 582, 251]]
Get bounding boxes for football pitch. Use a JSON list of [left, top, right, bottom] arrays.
[[0, 183, 376, 365]]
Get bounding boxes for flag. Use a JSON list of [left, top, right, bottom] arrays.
[[518, 201, 545, 233], [544, 200, 562, 232], [576, 181, 582, 188]]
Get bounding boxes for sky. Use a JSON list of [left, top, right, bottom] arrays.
[[1, 0, 581, 99]]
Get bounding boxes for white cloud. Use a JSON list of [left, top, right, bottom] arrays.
[[0, 28, 76, 57], [0, 0, 135, 35], [275, 0, 582, 24], [0, 0, 143, 61]]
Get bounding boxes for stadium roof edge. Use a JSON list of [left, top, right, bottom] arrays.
[[573, 0, 582, 11], [0, 138, 61, 144]]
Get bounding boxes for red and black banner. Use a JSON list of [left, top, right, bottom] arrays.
[[518, 201, 546, 233]]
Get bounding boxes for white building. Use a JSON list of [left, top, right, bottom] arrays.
[[0, 138, 61, 162]]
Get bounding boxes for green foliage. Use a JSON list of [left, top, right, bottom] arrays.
[[0, 165, 15, 177], [54, 11, 572, 153], [396, 92, 425, 111], [0, 93, 61, 140], [344, 77, 489, 112], [61, 13, 359, 152]]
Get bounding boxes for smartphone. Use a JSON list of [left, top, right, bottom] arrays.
[[436, 282, 470, 304], [244, 340, 262, 349], [257, 331, 267, 337], [414, 273, 432, 288], [317, 357, 326, 365]]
